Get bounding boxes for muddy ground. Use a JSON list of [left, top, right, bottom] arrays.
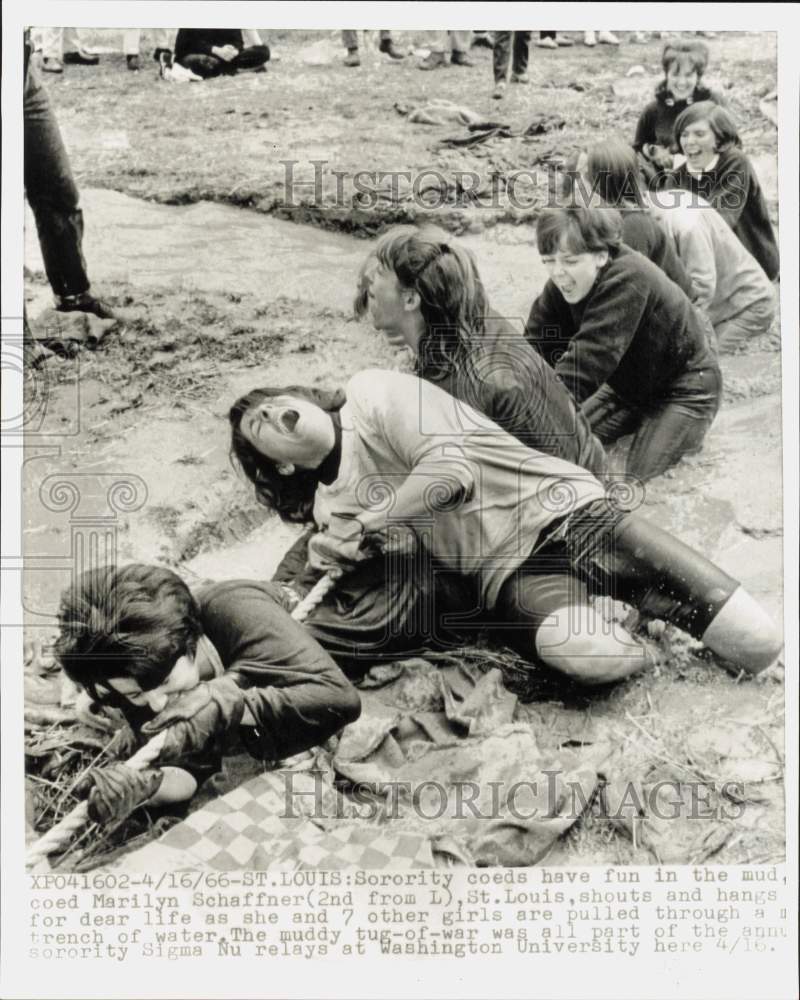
[[23, 29, 784, 867]]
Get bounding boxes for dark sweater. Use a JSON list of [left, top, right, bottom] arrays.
[[633, 84, 724, 152], [618, 209, 694, 296], [174, 28, 244, 61], [420, 310, 607, 475], [668, 148, 779, 281], [524, 245, 718, 408], [196, 579, 360, 760]]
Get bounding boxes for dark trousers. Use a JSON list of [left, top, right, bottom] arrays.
[[493, 31, 531, 82], [24, 63, 90, 299], [180, 44, 270, 78], [582, 366, 722, 482]]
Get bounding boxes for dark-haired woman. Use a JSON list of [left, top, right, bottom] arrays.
[[525, 206, 721, 482], [669, 102, 779, 281], [229, 369, 781, 684]]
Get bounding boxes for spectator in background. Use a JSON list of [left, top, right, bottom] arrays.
[[492, 31, 532, 99], [536, 31, 573, 49], [419, 31, 473, 70], [40, 27, 98, 73], [583, 31, 620, 47], [341, 30, 405, 67], [24, 33, 115, 318], [173, 28, 270, 78]]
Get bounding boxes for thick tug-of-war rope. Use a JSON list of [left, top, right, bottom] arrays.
[[25, 570, 341, 870]]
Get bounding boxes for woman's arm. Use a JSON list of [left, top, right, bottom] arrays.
[[201, 582, 361, 760]]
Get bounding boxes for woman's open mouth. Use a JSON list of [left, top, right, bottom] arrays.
[[279, 408, 300, 432]]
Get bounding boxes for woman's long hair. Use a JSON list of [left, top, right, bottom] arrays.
[[229, 385, 346, 523], [354, 225, 489, 380]]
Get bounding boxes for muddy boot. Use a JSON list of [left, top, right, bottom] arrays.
[[419, 51, 448, 70], [344, 48, 361, 67]]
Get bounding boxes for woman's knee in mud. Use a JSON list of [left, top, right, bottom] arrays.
[[534, 605, 651, 685]]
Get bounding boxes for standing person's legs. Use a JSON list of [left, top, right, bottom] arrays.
[[24, 66, 90, 302], [449, 29, 473, 64], [62, 28, 98, 65], [342, 29, 360, 66], [341, 30, 359, 51], [625, 367, 721, 481], [41, 27, 64, 59], [492, 31, 512, 82], [511, 30, 531, 79], [122, 29, 140, 56]]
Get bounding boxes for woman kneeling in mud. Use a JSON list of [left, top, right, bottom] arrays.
[[229, 368, 781, 686]]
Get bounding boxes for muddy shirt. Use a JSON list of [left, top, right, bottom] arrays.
[[194, 580, 360, 760], [419, 310, 607, 475], [313, 370, 605, 609], [524, 245, 719, 409]]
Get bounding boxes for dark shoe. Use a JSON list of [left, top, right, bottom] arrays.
[[511, 72, 530, 84], [472, 34, 494, 49], [126, 54, 141, 71], [57, 293, 117, 320], [42, 57, 63, 73], [153, 47, 173, 66], [378, 39, 405, 59], [450, 50, 474, 67], [419, 51, 448, 70], [63, 49, 99, 66], [344, 49, 361, 67]]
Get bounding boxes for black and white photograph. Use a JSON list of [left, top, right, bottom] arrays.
[[2, 3, 798, 998]]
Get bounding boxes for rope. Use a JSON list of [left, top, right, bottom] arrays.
[[25, 571, 341, 870]]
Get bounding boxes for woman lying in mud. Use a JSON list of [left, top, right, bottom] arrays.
[[525, 206, 722, 482], [55, 564, 360, 824], [229, 368, 782, 686]]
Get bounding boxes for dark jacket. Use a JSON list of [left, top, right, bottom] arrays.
[[524, 245, 719, 409], [633, 83, 725, 152], [618, 208, 694, 297], [174, 28, 244, 61], [667, 148, 779, 282], [420, 310, 607, 475], [196, 579, 360, 760]]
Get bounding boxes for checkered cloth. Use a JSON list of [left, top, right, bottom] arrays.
[[115, 769, 437, 871]]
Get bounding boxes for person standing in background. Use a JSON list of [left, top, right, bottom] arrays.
[[40, 27, 98, 73], [24, 32, 116, 318], [341, 30, 405, 67], [492, 30, 532, 99], [419, 31, 473, 70]]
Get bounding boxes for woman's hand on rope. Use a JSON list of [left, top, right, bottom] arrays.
[[74, 763, 164, 825], [140, 675, 245, 760]]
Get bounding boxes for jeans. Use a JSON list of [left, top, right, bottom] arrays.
[[582, 365, 722, 482], [24, 63, 90, 299], [493, 31, 531, 81], [180, 45, 270, 78]]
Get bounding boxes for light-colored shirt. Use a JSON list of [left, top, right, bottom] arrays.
[[646, 189, 774, 327], [313, 370, 604, 609]]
